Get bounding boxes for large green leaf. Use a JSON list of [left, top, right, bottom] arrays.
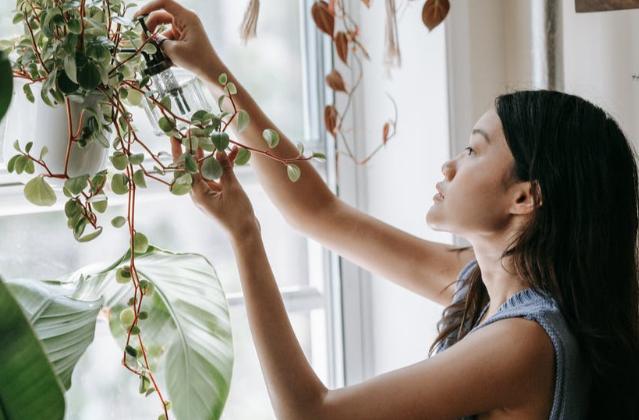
[[70, 246, 234, 420], [0, 277, 66, 420], [5, 278, 102, 390], [0, 51, 13, 122]]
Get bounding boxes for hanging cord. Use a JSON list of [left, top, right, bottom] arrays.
[[384, 0, 401, 71], [240, 0, 260, 43]]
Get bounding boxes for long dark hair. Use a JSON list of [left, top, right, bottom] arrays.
[[430, 90, 639, 418]]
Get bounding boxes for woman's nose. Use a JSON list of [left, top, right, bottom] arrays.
[[441, 159, 455, 179]]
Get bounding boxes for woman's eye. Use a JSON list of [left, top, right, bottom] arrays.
[[464, 146, 474, 156]]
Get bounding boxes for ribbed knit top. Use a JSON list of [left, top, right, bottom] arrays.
[[435, 259, 590, 419]]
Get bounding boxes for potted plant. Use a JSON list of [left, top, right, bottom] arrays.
[[0, 0, 323, 419]]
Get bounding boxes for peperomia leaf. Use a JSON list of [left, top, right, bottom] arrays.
[[201, 156, 223, 181], [286, 164, 301, 183], [262, 128, 280, 149], [24, 176, 57, 206], [234, 148, 251, 166]]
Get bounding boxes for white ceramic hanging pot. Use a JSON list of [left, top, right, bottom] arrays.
[[3, 80, 110, 187]]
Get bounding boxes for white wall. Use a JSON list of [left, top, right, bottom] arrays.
[[562, 1, 639, 144], [340, 0, 453, 377]]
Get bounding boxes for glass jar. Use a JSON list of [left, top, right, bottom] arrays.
[[142, 68, 217, 136]]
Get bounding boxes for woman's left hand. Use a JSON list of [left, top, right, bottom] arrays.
[[171, 138, 260, 238]]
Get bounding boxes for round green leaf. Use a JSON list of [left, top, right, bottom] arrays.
[[56, 69, 79, 95], [78, 62, 101, 90], [236, 110, 250, 133], [286, 164, 301, 183], [111, 216, 127, 228], [134, 232, 149, 254], [91, 196, 108, 213], [133, 169, 147, 188], [6, 155, 19, 173], [158, 116, 175, 134], [23, 83, 35, 103], [183, 154, 197, 174], [129, 153, 145, 165], [201, 156, 223, 181], [191, 110, 212, 125], [24, 176, 57, 206], [225, 82, 237, 95], [111, 173, 129, 195], [110, 152, 129, 170], [170, 173, 192, 195], [234, 148, 251, 166], [126, 89, 143, 107], [262, 129, 280, 149], [64, 175, 89, 196], [218, 73, 228, 85], [116, 266, 132, 284], [63, 54, 78, 83], [77, 226, 103, 243], [212, 132, 229, 151], [119, 307, 135, 327]]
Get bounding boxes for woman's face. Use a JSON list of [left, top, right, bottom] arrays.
[[426, 108, 523, 237]]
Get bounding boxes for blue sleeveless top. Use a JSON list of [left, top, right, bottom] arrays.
[[435, 259, 591, 419]]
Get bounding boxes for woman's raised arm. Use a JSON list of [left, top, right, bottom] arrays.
[[135, 0, 475, 306]]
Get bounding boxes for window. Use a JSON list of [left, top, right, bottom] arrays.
[[0, 1, 340, 419]]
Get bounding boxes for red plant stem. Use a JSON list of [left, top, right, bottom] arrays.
[[11, 70, 47, 82], [102, 88, 168, 170], [79, 0, 86, 50], [140, 164, 171, 186], [105, 0, 112, 35], [63, 98, 75, 177], [109, 37, 154, 75], [335, 55, 363, 133], [222, 93, 239, 132], [25, 17, 49, 75], [123, 81, 196, 128]]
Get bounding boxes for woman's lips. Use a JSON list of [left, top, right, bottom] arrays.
[[433, 192, 444, 201]]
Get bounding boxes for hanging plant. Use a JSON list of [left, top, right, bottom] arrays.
[[1, 0, 326, 419]]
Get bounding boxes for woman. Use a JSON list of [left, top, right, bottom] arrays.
[[135, 1, 639, 418]]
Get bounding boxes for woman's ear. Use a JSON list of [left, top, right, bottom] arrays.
[[510, 180, 542, 215]]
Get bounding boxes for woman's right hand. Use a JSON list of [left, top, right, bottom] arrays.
[[133, 0, 224, 81]]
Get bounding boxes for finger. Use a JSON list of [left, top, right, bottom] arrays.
[[205, 179, 222, 192], [145, 10, 174, 34], [216, 150, 237, 184], [228, 146, 239, 164], [134, 0, 187, 19], [170, 137, 183, 163]]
